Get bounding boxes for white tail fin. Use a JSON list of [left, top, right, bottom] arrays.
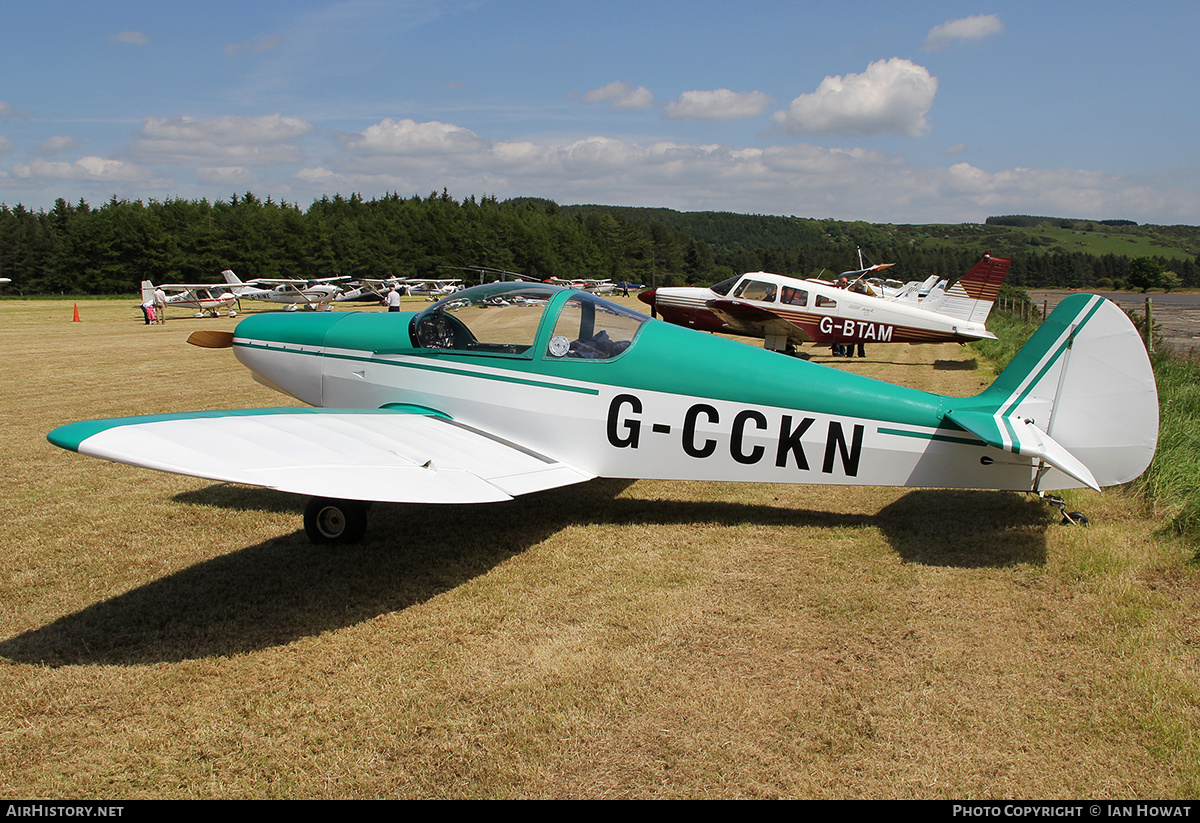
[[140, 280, 154, 303], [950, 294, 1158, 490], [220, 269, 242, 285]]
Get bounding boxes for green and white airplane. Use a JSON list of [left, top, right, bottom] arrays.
[[48, 281, 1158, 544]]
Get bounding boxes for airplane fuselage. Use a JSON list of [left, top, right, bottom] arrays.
[[165, 290, 237, 312], [642, 271, 993, 348]]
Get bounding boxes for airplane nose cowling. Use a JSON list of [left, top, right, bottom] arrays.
[[637, 289, 656, 307]]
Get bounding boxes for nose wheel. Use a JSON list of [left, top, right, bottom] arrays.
[[304, 497, 370, 545]]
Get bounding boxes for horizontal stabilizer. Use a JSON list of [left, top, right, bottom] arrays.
[[946, 409, 1100, 491], [48, 408, 595, 504]]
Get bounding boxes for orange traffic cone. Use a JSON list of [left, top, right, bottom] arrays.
[[72, 303, 80, 322]]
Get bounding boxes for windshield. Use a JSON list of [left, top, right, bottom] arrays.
[[710, 276, 739, 296], [410, 282, 559, 355], [410, 282, 649, 360]]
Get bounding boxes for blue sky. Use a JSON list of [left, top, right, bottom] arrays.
[[2, 1, 1197, 224]]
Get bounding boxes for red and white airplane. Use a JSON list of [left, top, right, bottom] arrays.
[[638, 254, 1011, 352]]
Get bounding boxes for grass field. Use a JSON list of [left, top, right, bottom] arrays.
[[1, 297, 1197, 799]]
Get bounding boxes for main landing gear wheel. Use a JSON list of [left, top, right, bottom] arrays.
[[304, 497, 369, 545]]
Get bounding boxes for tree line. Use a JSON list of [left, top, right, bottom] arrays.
[[1, 192, 1195, 295]]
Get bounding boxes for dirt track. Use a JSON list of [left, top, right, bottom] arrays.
[[1027, 290, 1200, 354]]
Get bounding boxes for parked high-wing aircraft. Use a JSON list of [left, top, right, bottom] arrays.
[[221, 270, 347, 311], [639, 254, 1010, 352], [405, 279, 464, 298], [545, 277, 615, 294], [141, 280, 238, 318], [49, 282, 1156, 544], [333, 278, 406, 303]]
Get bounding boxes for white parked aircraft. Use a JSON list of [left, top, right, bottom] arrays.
[[545, 277, 615, 294], [405, 279, 464, 299], [141, 280, 238, 318], [221, 270, 347, 311]]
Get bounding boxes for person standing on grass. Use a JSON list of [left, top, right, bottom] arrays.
[[385, 286, 402, 312], [153, 286, 167, 324]]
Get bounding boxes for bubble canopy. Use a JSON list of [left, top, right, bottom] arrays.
[[409, 282, 650, 361]]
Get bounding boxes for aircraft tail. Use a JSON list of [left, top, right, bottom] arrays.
[[220, 269, 254, 295], [140, 280, 154, 303], [947, 293, 1158, 491], [927, 254, 1011, 324]]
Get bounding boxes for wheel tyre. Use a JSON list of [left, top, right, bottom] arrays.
[[304, 497, 368, 545], [1061, 511, 1090, 526]]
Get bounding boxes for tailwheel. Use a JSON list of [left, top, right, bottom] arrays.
[[304, 497, 369, 545], [1041, 493, 1089, 527]]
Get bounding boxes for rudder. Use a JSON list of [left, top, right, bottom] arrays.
[[953, 293, 1158, 489]]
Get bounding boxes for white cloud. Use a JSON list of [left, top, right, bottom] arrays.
[[771, 58, 937, 137], [139, 114, 312, 144], [110, 31, 149, 45], [0, 136, 13, 154], [287, 116, 1200, 225], [129, 114, 313, 166], [338, 118, 489, 156], [665, 89, 773, 121], [32, 136, 80, 156], [582, 81, 654, 110], [941, 143, 968, 156], [922, 15, 1004, 51], [12, 157, 156, 182]]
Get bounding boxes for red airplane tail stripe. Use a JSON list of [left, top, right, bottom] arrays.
[[955, 255, 1012, 301]]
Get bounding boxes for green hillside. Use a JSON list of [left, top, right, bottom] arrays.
[[563, 205, 1199, 261]]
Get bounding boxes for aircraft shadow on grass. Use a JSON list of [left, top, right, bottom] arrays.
[[0, 480, 1052, 667]]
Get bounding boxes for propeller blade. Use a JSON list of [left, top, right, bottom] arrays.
[[187, 330, 235, 348]]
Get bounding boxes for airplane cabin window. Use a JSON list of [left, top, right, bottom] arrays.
[[548, 293, 648, 359], [781, 287, 807, 306], [732, 279, 778, 302], [815, 294, 837, 308]]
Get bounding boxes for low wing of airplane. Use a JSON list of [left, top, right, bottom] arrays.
[[50, 281, 1156, 545], [641, 254, 1011, 352]]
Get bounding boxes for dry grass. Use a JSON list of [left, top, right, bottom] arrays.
[[1, 297, 1197, 799]]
